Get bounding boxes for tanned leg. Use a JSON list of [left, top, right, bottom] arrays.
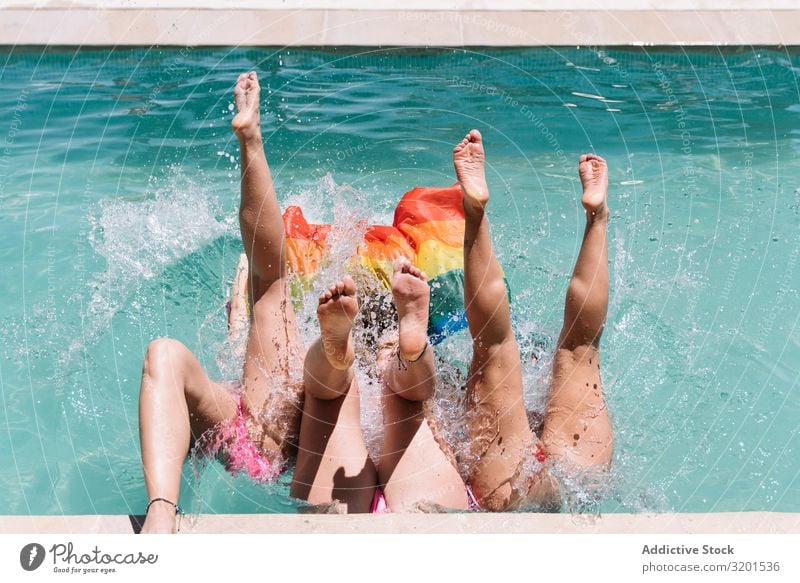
[[232, 72, 304, 457], [139, 339, 236, 533], [289, 277, 377, 513], [540, 154, 613, 470], [378, 261, 469, 512], [454, 130, 537, 511]]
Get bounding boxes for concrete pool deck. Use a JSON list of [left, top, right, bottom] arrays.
[[1, 513, 798, 534], [2, 1, 800, 46]]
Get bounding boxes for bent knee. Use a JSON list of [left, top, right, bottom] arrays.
[[142, 338, 189, 380]]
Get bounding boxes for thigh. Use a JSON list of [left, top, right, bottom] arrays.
[[241, 278, 306, 450], [466, 338, 536, 510], [290, 378, 377, 513], [243, 277, 304, 386], [467, 339, 533, 455], [541, 346, 612, 468], [380, 389, 468, 512], [163, 340, 238, 438]]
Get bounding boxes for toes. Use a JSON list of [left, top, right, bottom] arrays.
[[341, 276, 356, 296], [321, 278, 358, 303], [393, 260, 428, 282], [454, 135, 470, 149], [469, 129, 482, 142], [581, 153, 606, 165]]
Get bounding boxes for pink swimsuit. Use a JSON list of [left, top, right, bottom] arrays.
[[198, 395, 281, 483]]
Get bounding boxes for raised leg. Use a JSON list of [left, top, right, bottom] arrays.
[[454, 130, 537, 511], [226, 253, 250, 361], [541, 154, 613, 469], [139, 338, 237, 533], [232, 72, 304, 457], [378, 261, 469, 512], [289, 277, 377, 513]]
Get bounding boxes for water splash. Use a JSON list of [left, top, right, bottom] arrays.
[[83, 169, 236, 347]]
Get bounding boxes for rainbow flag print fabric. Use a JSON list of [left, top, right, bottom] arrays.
[[282, 184, 467, 344]]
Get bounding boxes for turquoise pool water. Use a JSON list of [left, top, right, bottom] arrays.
[[1, 46, 798, 516]]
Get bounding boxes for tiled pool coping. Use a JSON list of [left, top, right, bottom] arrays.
[[2, 2, 800, 46], [1, 513, 797, 534]]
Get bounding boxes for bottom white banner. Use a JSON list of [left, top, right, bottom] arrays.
[[1, 534, 797, 582]]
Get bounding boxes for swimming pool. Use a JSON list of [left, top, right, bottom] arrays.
[[0, 46, 798, 516]]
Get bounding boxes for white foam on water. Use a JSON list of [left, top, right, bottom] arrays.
[[83, 168, 236, 347]]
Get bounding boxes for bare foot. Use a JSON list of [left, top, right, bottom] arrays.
[[391, 259, 430, 361], [317, 276, 358, 370], [140, 502, 178, 534], [232, 71, 261, 144], [453, 129, 489, 213], [578, 153, 609, 219]]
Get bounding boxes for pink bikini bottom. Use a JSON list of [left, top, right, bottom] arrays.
[[370, 485, 482, 513], [198, 394, 282, 483]]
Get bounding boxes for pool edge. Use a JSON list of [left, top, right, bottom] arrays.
[[1, 513, 797, 534], [3, 7, 800, 46]]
